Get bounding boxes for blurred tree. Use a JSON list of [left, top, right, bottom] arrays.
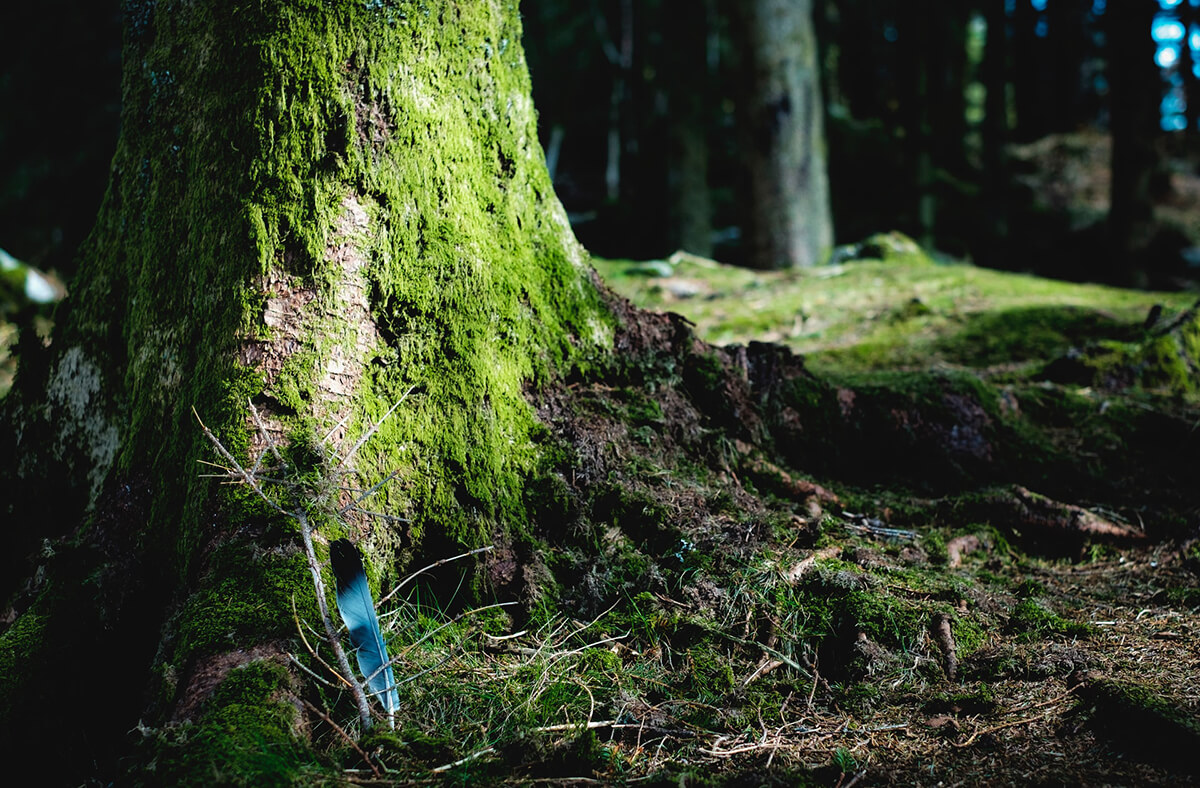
[[1047, 0, 1092, 132], [664, 0, 716, 257], [981, 0, 1012, 243], [1013, 0, 1055, 141], [1107, 0, 1162, 281], [907, 0, 971, 248], [731, 0, 833, 268]]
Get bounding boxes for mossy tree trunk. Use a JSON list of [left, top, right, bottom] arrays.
[[0, 0, 610, 781]]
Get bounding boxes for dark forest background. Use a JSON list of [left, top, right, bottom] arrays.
[[3, 0, 1200, 290], [521, 0, 1200, 286]]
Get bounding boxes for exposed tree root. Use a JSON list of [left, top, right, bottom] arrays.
[[930, 612, 958, 680]]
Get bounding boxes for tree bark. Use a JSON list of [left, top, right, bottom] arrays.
[[665, 0, 714, 257], [733, 0, 834, 269], [0, 0, 608, 781], [1013, 0, 1053, 143], [1107, 0, 1162, 282], [1178, 1, 1200, 140], [981, 0, 1012, 243], [1046, 0, 1090, 133]]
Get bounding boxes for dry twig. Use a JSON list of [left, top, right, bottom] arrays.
[[300, 698, 381, 779]]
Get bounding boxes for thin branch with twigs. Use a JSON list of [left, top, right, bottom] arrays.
[[297, 511, 373, 728], [194, 397, 415, 731], [300, 698, 381, 779]]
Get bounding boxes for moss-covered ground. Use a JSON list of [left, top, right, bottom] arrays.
[[176, 240, 1195, 785], [592, 238, 1197, 381]]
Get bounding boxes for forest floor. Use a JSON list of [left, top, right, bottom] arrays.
[[338, 239, 1200, 786], [15, 234, 1195, 785]]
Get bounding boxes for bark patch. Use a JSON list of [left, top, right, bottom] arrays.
[[238, 194, 380, 454]]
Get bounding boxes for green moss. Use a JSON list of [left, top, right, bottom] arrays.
[[271, 349, 321, 414], [1008, 598, 1093, 642], [1164, 586, 1200, 610], [141, 661, 316, 786], [936, 306, 1131, 368], [1015, 578, 1047, 598], [950, 615, 988, 656], [921, 530, 948, 563], [1137, 310, 1200, 395], [592, 244, 1190, 376], [834, 682, 882, 712], [173, 544, 316, 666], [210, 660, 293, 708], [844, 587, 923, 648], [853, 232, 932, 266], [620, 591, 668, 645], [623, 389, 665, 425], [0, 606, 46, 717], [684, 646, 737, 695], [1029, 305, 1200, 397], [778, 567, 924, 651]]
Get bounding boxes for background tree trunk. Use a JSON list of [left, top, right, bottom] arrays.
[[1013, 0, 1053, 142], [1177, 1, 1200, 140], [981, 0, 1012, 247], [0, 0, 608, 781], [665, 0, 715, 258], [1107, 0, 1162, 283], [733, 0, 834, 269], [1047, 0, 1090, 133]]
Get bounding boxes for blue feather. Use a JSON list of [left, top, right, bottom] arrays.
[[330, 539, 399, 722]]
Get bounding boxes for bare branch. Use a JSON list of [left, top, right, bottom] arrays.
[[247, 398, 286, 469], [192, 407, 287, 515], [338, 469, 402, 517], [338, 385, 415, 467], [299, 697, 381, 778], [287, 653, 340, 690], [296, 510, 374, 729], [320, 408, 355, 446], [291, 595, 353, 691]]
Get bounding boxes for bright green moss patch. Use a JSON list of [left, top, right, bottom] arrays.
[[592, 247, 1191, 376], [951, 615, 989, 656], [209, 660, 293, 708], [851, 231, 933, 266]]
